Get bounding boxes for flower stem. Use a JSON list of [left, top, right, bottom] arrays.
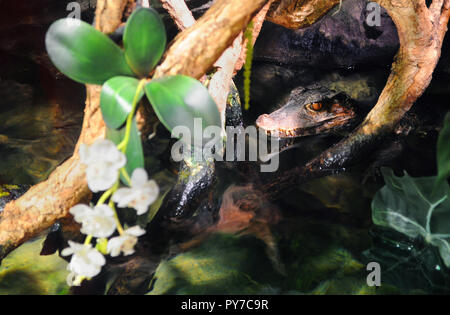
[[84, 234, 93, 245], [117, 79, 147, 153], [96, 181, 119, 206], [109, 200, 124, 235], [120, 168, 132, 186]]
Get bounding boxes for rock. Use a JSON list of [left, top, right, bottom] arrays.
[[254, 0, 399, 69], [148, 233, 282, 295], [0, 80, 84, 184], [147, 220, 399, 294]]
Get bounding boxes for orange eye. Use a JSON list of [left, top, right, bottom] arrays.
[[311, 102, 322, 111]]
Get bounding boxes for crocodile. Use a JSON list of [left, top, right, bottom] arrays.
[[256, 87, 358, 138]]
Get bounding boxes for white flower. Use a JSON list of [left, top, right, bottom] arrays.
[[107, 226, 146, 257], [112, 168, 159, 215], [70, 204, 117, 238], [79, 138, 126, 192], [62, 241, 106, 285]]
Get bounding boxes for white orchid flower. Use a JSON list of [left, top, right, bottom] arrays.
[[107, 226, 146, 257], [112, 168, 159, 215], [70, 204, 117, 238], [62, 241, 106, 286], [79, 138, 126, 192]]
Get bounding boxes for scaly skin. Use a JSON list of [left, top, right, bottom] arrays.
[[256, 88, 357, 138]]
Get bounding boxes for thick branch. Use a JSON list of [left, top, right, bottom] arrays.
[[160, 0, 196, 29], [153, 0, 269, 79], [266, 0, 341, 29]]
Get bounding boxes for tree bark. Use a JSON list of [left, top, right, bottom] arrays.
[[153, 0, 269, 79], [266, 0, 341, 29], [160, 0, 196, 29]]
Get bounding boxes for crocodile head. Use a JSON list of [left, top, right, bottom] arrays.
[[256, 88, 357, 138]]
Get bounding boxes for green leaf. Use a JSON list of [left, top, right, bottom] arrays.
[[437, 112, 450, 182], [45, 18, 134, 84], [124, 7, 166, 78], [145, 75, 222, 147], [100, 76, 144, 129], [372, 168, 450, 266], [106, 119, 144, 183]]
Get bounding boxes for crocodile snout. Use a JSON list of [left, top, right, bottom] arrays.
[[256, 114, 275, 130]]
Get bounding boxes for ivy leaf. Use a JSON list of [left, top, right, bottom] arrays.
[[100, 76, 144, 129], [145, 75, 222, 147], [437, 112, 450, 182], [123, 7, 166, 78], [45, 18, 134, 84], [372, 168, 450, 267], [106, 119, 144, 183]]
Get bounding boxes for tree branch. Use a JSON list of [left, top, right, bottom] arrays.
[[266, 0, 341, 29], [160, 0, 196, 29], [153, 0, 269, 79]]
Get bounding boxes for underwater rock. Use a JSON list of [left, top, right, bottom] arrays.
[[147, 217, 399, 295], [0, 235, 69, 294], [148, 233, 282, 295], [0, 1, 87, 185], [0, 80, 84, 184]]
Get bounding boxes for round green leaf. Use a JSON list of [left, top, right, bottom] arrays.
[[124, 7, 166, 78], [45, 18, 135, 84], [100, 76, 144, 129], [106, 119, 144, 183], [145, 75, 222, 147]]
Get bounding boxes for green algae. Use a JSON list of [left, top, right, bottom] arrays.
[[0, 236, 69, 295]]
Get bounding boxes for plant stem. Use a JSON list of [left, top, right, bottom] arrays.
[[120, 168, 132, 186], [117, 79, 147, 153], [84, 234, 93, 245], [243, 20, 254, 111], [109, 200, 124, 235], [96, 181, 119, 206]]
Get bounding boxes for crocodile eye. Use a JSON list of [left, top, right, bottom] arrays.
[[311, 102, 322, 111]]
